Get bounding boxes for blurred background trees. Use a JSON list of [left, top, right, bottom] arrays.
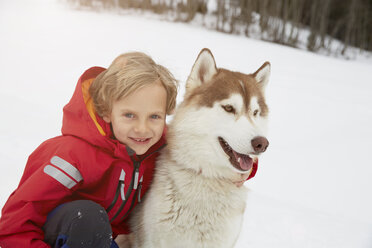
[[69, 0, 372, 56]]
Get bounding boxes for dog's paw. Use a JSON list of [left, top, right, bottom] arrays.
[[115, 234, 134, 248]]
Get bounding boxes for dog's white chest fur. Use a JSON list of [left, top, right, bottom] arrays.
[[137, 160, 247, 248]]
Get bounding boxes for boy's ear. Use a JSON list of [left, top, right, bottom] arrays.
[[103, 115, 111, 123]]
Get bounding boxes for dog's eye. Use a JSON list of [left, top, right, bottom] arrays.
[[222, 105, 235, 114], [253, 110, 259, 116]]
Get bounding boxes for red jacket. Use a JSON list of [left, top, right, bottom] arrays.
[[0, 67, 166, 247]]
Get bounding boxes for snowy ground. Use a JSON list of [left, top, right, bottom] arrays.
[[1, 0, 372, 247]]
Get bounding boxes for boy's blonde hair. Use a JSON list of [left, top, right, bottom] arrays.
[[89, 52, 178, 118]]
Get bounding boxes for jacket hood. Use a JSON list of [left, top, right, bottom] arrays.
[[61, 67, 166, 159]]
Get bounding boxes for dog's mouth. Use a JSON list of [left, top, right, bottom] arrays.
[[218, 137, 253, 172]]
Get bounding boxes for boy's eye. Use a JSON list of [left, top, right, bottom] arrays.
[[151, 115, 161, 119], [124, 113, 134, 118]]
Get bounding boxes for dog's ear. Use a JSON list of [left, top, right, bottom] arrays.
[[253, 62, 270, 89], [186, 48, 218, 92]]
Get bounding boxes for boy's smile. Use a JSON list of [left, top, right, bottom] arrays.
[[103, 80, 167, 155]]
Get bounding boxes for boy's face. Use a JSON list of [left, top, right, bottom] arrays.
[[103, 80, 167, 155]]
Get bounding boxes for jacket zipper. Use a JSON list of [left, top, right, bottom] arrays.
[[109, 161, 139, 222], [106, 170, 125, 213], [137, 175, 143, 202], [108, 144, 166, 223], [119, 175, 143, 221]]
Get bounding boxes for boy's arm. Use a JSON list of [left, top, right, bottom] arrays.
[[0, 156, 80, 247]]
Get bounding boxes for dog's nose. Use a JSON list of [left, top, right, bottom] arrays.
[[251, 136, 269, 154]]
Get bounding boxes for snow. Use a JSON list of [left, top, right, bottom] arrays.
[[1, 0, 372, 246]]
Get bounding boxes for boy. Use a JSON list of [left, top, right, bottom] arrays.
[[0, 52, 178, 247]]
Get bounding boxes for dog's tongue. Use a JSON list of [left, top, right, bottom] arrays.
[[232, 151, 253, 171]]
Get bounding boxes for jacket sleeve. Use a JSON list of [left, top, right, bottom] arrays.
[[0, 153, 82, 247], [112, 221, 131, 236]]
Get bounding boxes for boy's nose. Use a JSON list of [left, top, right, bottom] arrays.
[[134, 120, 149, 134]]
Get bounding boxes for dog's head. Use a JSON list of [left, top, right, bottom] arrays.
[[168, 48, 270, 179]]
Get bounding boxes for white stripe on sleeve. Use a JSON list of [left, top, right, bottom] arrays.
[[43, 165, 77, 189], [50, 156, 83, 182]]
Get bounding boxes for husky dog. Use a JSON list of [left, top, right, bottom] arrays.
[[129, 48, 270, 248]]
